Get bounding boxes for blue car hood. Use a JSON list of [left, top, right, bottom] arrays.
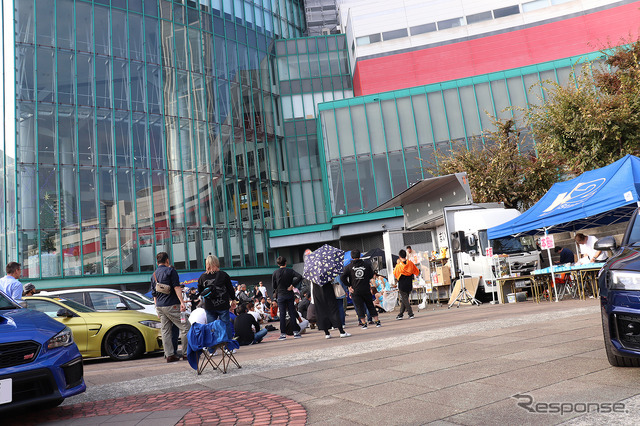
[[0, 308, 65, 344]]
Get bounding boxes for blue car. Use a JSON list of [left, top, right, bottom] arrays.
[[596, 207, 640, 367], [0, 290, 86, 412]]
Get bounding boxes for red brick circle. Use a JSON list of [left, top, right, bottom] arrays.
[[11, 390, 307, 425]]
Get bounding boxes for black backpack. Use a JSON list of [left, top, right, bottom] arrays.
[[200, 272, 228, 308]]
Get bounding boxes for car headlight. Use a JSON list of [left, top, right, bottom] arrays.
[[140, 320, 162, 329], [48, 327, 74, 349], [610, 271, 640, 290]]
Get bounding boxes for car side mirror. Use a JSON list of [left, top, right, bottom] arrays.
[[57, 308, 74, 318], [594, 236, 617, 251], [115, 302, 128, 310]]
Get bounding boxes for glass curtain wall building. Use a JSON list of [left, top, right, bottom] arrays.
[[318, 53, 600, 217], [275, 34, 352, 226], [3, 0, 305, 284]]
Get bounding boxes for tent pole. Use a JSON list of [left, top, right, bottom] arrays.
[[545, 228, 559, 302]]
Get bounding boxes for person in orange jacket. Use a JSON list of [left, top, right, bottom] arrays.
[[393, 249, 420, 320]]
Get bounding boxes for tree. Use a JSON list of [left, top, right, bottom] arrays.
[[526, 40, 640, 174], [428, 118, 561, 210]]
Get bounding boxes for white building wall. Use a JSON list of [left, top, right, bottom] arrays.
[[338, 0, 622, 74]]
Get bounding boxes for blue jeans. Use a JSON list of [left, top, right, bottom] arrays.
[[206, 309, 232, 340], [336, 297, 346, 326], [253, 328, 268, 344]]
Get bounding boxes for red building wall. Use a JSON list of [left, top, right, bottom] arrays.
[[353, 2, 640, 96]]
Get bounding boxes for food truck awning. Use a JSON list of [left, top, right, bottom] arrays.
[[371, 173, 473, 230]]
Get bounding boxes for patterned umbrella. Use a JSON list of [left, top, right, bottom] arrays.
[[303, 244, 345, 285]]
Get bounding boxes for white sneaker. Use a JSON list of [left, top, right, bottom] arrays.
[[340, 332, 351, 338], [325, 334, 332, 339], [231, 348, 237, 354]]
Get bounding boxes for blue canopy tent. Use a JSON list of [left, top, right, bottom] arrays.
[[145, 271, 238, 298], [488, 154, 640, 240]]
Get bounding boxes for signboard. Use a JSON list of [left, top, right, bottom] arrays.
[[485, 247, 493, 257], [539, 235, 555, 250]]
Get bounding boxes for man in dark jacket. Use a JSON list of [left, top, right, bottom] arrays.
[[152, 252, 189, 363], [341, 249, 381, 329], [272, 256, 303, 340]]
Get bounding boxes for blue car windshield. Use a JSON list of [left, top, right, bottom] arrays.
[[0, 292, 20, 309]]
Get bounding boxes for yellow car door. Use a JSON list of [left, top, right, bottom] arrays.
[[24, 298, 89, 353]]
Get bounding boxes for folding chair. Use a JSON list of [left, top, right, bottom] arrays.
[[197, 341, 241, 375], [187, 320, 241, 375]]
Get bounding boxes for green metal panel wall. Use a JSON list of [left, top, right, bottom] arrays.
[[318, 54, 602, 217], [8, 0, 304, 281]]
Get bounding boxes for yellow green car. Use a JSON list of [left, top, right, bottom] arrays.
[[24, 296, 162, 361]]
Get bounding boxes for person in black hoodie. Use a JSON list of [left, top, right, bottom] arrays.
[[341, 249, 381, 329], [271, 256, 303, 340]]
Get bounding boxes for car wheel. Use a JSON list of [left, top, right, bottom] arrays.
[[103, 326, 145, 361], [602, 314, 640, 367]]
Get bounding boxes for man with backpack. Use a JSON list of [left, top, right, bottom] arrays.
[[197, 255, 237, 339], [152, 252, 190, 363]]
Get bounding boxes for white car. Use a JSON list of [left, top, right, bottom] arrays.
[[41, 288, 157, 315]]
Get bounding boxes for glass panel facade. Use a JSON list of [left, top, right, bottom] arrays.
[[318, 62, 579, 216], [275, 34, 353, 225], [7, 0, 304, 278]]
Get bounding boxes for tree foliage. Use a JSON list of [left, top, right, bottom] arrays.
[[526, 40, 640, 174], [429, 119, 561, 210]]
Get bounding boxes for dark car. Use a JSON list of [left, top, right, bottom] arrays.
[[596, 207, 640, 367], [0, 291, 86, 412]]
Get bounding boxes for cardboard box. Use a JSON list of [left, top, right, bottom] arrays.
[[435, 266, 451, 286]]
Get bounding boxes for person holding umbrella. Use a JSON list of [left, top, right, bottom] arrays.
[[341, 249, 381, 329], [303, 245, 351, 339], [272, 256, 303, 340]]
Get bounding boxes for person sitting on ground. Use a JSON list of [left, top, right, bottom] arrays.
[[298, 291, 311, 320], [234, 303, 268, 345], [269, 297, 279, 321], [246, 301, 262, 324], [254, 297, 269, 322]]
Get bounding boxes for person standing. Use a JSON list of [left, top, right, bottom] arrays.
[[574, 233, 606, 263], [257, 281, 268, 298], [152, 252, 190, 363], [341, 249, 381, 329], [197, 255, 237, 339], [393, 249, 419, 320], [0, 262, 23, 303], [271, 256, 303, 340]]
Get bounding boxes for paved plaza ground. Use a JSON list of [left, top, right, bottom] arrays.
[[8, 297, 640, 425]]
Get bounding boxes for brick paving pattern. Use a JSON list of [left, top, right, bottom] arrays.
[[12, 390, 307, 426]]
